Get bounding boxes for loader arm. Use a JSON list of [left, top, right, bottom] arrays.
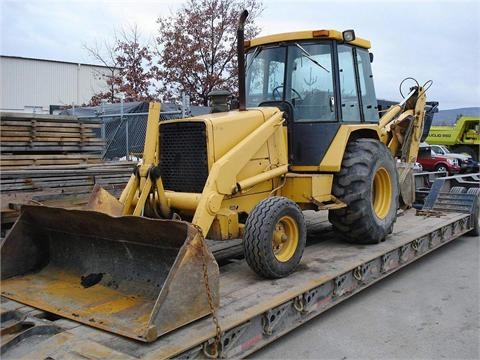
[[192, 109, 287, 237], [118, 102, 170, 218], [87, 102, 167, 217]]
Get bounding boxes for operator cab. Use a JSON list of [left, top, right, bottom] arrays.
[[245, 30, 379, 166]]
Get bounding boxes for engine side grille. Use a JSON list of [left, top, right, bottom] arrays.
[[159, 121, 208, 193]]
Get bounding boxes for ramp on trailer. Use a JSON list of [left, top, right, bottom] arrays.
[[1, 208, 473, 359]]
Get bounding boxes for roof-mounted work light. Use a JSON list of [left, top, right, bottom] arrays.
[[342, 29, 356, 42]]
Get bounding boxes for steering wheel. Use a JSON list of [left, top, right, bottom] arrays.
[[272, 86, 302, 101]]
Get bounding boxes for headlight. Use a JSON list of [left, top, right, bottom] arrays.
[[447, 159, 458, 165]]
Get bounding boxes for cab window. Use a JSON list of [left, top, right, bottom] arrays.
[[356, 48, 378, 122], [246, 46, 286, 107], [337, 45, 360, 122], [289, 43, 335, 122]]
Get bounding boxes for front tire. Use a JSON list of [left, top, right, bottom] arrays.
[[243, 197, 306, 278], [329, 139, 399, 244], [435, 164, 448, 173]]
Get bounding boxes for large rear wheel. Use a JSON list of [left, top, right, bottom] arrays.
[[329, 139, 399, 244], [243, 197, 306, 278]]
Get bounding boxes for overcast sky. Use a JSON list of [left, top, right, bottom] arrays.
[[1, 0, 479, 110]]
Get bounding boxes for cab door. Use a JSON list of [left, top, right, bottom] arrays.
[[288, 43, 378, 167], [286, 41, 339, 167]]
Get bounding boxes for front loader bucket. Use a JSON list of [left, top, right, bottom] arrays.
[[1, 205, 219, 342]]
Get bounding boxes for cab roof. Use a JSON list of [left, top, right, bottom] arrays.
[[246, 29, 371, 49]]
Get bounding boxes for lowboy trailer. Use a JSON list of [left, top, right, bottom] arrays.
[[1, 174, 478, 359]]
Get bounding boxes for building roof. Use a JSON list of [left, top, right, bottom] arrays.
[[0, 55, 120, 69]]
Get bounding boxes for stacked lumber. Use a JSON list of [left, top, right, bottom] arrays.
[[0, 154, 103, 169], [0, 112, 104, 155], [0, 112, 132, 233], [1, 163, 133, 194], [0, 162, 135, 231]]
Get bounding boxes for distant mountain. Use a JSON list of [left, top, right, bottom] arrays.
[[434, 107, 480, 125]]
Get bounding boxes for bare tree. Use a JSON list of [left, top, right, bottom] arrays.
[[154, 0, 263, 105], [115, 25, 154, 102], [84, 39, 121, 104], [84, 25, 154, 105]]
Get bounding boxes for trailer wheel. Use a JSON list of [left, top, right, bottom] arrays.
[[243, 197, 306, 278], [329, 139, 399, 244], [467, 188, 480, 236]]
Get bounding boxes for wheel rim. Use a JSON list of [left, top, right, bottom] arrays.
[[372, 167, 392, 219], [272, 215, 299, 262]]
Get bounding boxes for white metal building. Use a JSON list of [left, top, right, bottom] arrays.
[[0, 56, 117, 113]]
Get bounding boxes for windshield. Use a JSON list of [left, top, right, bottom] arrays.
[[289, 43, 334, 121], [441, 146, 451, 154], [432, 145, 450, 155], [246, 46, 286, 107], [245, 42, 335, 122]]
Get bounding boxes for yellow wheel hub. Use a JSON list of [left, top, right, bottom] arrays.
[[272, 216, 299, 262], [372, 167, 392, 219]]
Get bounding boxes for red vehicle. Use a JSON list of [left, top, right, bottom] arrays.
[[417, 144, 461, 174]]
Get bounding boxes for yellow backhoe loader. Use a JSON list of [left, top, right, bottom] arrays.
[[1, 11, 431, 343]]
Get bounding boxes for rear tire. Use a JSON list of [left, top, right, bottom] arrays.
[[329, 139, 399, 244], [243, 197, 306, 278]]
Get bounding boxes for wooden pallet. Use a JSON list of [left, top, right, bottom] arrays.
[[0, 113, 136, 231]]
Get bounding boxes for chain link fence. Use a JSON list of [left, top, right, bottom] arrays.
[[98, 109, 184, 160], [73, 98, 191, 160]]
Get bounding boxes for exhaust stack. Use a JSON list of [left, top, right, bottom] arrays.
[[237, 10, 248, 111]]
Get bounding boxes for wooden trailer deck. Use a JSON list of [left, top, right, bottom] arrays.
[[1, 208, 472, 359]]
